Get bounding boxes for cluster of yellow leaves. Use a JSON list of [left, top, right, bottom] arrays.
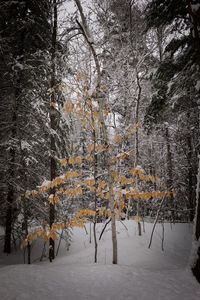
[[25, 171, 82, 202], [85, 154, 93, 162], [50, 177, 65, 188], [25, 190, 38, 198], [111, 171, 118, 179], [138, 174, 161, 184], [97, 180, 107, 190], [113, 134, 123, 145], [21, 216, 86, 249], [121, 190, 175, 201], [87, 143, 105, 154], [21, 228, 58, 249], [63, 186, 83, 198], [129, 167, 145, 176], [64, 171, 81, 180], [68, 217, 86, 228], [38, 186, 48, 193], [117, 176, 134, 185], [111, 156, 117, 164], [117, 152, 127, 160], [60, 156, 82, 167], [98, 191, 110, 200], [77, 209, 96, 218], [83, 179, 95, 187], [128, 167, 161, 185], [82, 179, 108, 195], [111, 173, 134, 185], [77, 208, 112, 219], [48, 194, 60, 205]]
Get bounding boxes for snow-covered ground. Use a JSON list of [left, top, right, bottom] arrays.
[[0, 221, 199, 299]]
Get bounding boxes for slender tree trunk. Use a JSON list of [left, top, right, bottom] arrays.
[[186, 113, 196, 221], [165, 126, 174, 220], [4, 188, 14, 254], [23, 203, 31, 264], [191, 155, 200, 282], [134, 69, 141, 167], [91, 104, 98, 263], [49, 0, 58, 262]]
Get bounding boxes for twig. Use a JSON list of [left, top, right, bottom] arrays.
[[84, 225, 88, 235], [40, 242, 47, 261], [119, 220, 128, 231], [99, 218, 111, 241], [161, 222, 165, 251], [148, 194, 166, 249], [56, 229, 63, 257]]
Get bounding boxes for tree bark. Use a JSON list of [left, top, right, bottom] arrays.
[[165, 126, 174, 220], [49, 0, 58, 262], [192, 155, 200, 282]]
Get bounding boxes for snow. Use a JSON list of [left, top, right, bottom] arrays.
[[21, 140, 31, 151], [40, 179, 51, 188], [195, 80, 200, 92], [0, 221, 199, 299], [191, 4, 200, 12]]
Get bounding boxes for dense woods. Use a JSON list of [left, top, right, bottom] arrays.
[[0, 0, 200, 284]]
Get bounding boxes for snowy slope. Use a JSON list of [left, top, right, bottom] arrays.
[[0, 221, 199, 300]]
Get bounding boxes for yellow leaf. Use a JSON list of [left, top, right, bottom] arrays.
[[98, 180, 107, 190], [117, 152, 127, 160], [64, 171, 80, 180], [31, 190, 38, 198], [38, 186, 47, 193], [60, 158, 68, 167], [63, 101, 74, 113], [111, 171, 118, 179], [74, 156, 82, 165], [48, 194, 54, 204], [113, 134, 123, 144], [85, 154, 93, 162], [118, 176, 131, 185], [25, 190, 31, 198], [49, 231, 57, 241], [111, 156, 117, 164], [84, 179, 95, 187]]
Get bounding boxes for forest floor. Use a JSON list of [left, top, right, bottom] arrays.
[[0, 220, 200, 300]]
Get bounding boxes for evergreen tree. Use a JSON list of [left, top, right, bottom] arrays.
[[0, 0, 52, 254], [144, 0, 200, 282]]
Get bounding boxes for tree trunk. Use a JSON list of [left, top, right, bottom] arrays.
[[4, 188, 14, 254], [165, 126, 174, 220], [49, 0, 58, 262], [4, 89, 18, 253], [3, 3, 26, 254], [191, 155, 200, 282]]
